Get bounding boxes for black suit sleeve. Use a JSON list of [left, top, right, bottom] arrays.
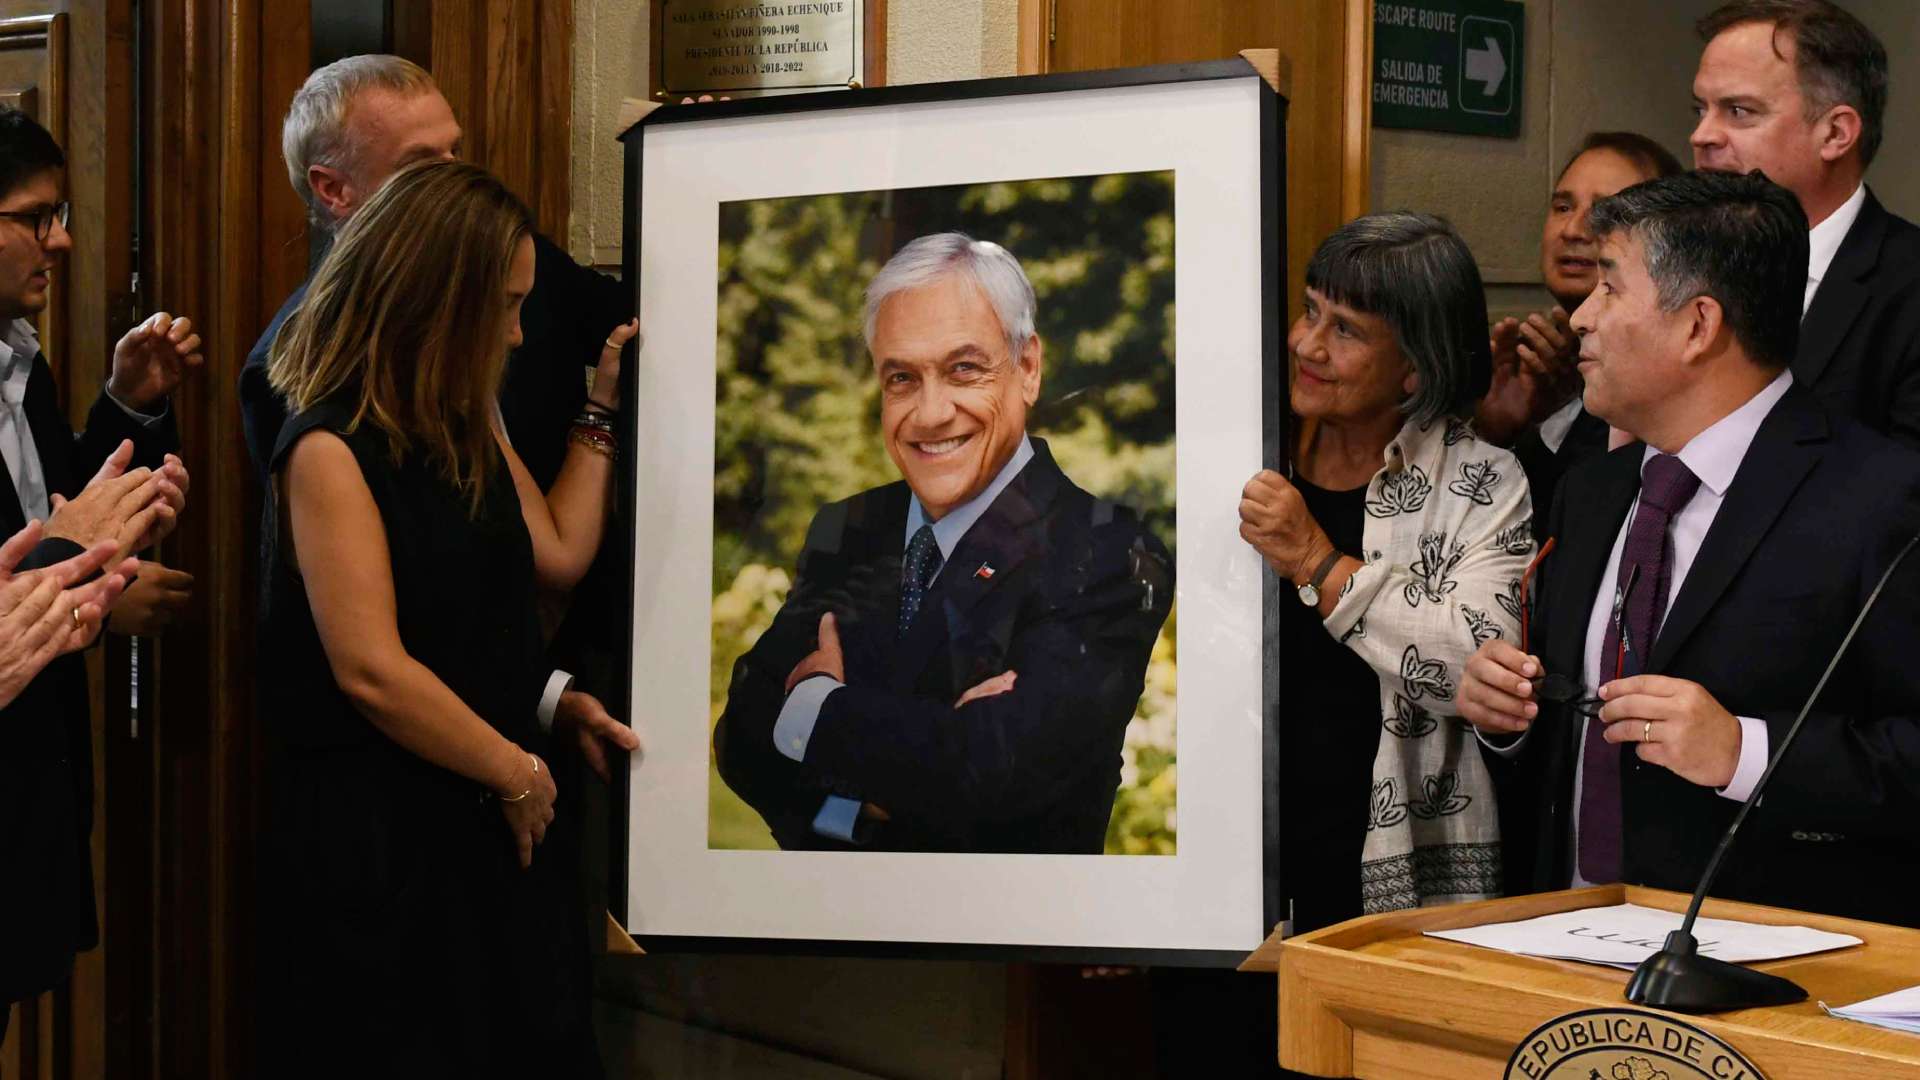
[[501, 235, 633, 491], [19, 536, 85, 572], [240, 343, 287, 481], [800, 528, 1172, 828], [712, 506, 879, 845], [71, 391, 179, 490], [1751, 478, 1920, 839], [1886, 324, 1920, 451]]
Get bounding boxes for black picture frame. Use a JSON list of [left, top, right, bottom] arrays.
[[614, 56, 1287, 966]]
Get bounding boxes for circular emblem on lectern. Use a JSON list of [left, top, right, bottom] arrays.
[[1504, 1008, 1767, 1080]]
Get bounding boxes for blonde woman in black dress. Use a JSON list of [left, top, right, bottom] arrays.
[[258, 161, 636, 1076]]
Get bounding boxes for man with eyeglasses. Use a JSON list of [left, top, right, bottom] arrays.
[[0, 105, 199, 1037], [1458, 170, 1920, 927]]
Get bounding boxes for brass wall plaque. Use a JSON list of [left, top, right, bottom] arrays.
[[655, 1, 863, 99], [1505, 1009, 1767, 1080]]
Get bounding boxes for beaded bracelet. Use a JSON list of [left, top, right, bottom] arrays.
[[570, 427, 617, 458]]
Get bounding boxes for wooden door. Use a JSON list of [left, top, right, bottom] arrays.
[[1028, 0, 1372, 317], [136, 1, 312, 1076], [128, 3, 568, 1075], [0, 2, 136, 1077], [390, 0, 575, 242]]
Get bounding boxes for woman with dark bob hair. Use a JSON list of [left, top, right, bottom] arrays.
[[1239, 211, 1534, 932]]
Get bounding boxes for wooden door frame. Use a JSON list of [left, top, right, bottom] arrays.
[[390, 0, 576, 243], [1016, 0, 1372, 220], [1337, 0, 1371, 221], [138, 0, 311, 1075]]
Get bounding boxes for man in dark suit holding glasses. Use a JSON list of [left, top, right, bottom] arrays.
[[714, 232, 1173, 855], [1459, 170, 1920, 926]]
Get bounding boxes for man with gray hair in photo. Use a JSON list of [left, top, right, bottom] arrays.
[[713, 231, 1174, 854]]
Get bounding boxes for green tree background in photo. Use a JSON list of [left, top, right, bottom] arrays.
[[707, 170, 1177, 855]]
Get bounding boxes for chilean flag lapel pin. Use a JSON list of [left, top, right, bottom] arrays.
[[974, 563, 996, 581]]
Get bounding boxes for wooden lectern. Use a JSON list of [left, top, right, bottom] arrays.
[[1243, 885, 1920, 1078]]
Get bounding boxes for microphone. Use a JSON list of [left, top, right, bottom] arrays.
[[1625, 530, 1920, 1013]]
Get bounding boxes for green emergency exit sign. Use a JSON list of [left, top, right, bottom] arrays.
[[1373, 0, 1524, 138]]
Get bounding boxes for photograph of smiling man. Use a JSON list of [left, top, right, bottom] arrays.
[[707, 173, 1177, 855]]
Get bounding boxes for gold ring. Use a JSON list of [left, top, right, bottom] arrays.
[[69, 606, 82, 631], [1643, 720, 1653, 743]]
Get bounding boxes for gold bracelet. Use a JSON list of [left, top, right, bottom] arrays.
[[498, 753, 539, 802]]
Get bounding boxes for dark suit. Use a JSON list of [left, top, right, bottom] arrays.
[[1512, 405, 1610, 542], [714, 438, 1174, 854], [1798, 189, 1920, 447], [1497, 382, 1920, 926], [0, 349, 178, 1005]]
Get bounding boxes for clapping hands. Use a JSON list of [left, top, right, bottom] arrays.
[[0, 520, 138, 707]]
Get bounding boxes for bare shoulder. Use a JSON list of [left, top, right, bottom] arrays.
[[283, 428, 380, 527]]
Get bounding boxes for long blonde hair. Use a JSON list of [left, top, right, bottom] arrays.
[[268, 160, 532, 513]]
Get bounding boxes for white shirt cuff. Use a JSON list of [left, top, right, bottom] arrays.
[[1475, 724, 1532, 758], [1717, 715, 1769, 802], [774, 676, 843, 762], [537, 670, 574, 734], [103, 385, 168, 427]]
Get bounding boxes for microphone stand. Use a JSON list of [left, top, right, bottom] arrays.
[[1625, 532, 1920, 1013]]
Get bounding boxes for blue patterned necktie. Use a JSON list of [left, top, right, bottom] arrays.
[[899, 524, 944, 636]]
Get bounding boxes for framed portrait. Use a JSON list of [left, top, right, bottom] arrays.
[[617, 57, 1285, 961]]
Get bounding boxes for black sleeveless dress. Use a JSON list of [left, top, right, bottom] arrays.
[[256, 398, 594, 1075]]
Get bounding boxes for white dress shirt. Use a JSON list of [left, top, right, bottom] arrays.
[[0, 317, 176, 526], [1805, 184, 1866, 316], [1536, 395, 1586, 455], [0, 319, 52, 521], [1484, 371, 1791, 886]]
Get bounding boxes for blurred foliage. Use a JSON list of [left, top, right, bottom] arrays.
[[707, 172, 1178, 855]]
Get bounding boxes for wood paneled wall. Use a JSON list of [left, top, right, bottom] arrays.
[[6, 2, 572, 1076], [1028, 0, 1372, 317], [392, 0, 574, 242], [140, 0, 310, 1076], [0, 2, 129, 1076]]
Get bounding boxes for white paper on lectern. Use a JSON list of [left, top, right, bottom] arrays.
[[1426, 903, 1863, 970], [1822, 984, 1920, 1034]]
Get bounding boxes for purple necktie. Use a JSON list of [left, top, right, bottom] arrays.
[[1578, 453, 1701, 883]]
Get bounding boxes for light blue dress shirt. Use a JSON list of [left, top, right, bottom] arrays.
[[774, 435, 1036, 842]]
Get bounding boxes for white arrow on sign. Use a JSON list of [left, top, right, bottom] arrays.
[[1465, 36, 1507, 95]]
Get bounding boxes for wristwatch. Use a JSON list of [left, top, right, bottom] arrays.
[[1296, 549, 1344, 607]]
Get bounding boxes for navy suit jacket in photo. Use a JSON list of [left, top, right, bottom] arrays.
[[714, 437, 1174, 855]]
